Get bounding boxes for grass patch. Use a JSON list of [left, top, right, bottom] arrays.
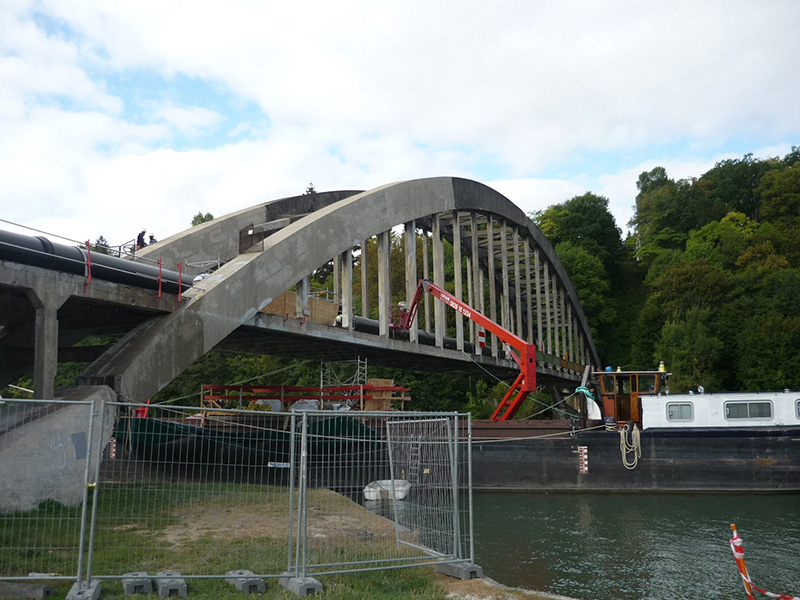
[[3, 483, 482, 599]]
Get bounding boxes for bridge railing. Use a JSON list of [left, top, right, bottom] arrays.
[[0, 399, 475, 597]]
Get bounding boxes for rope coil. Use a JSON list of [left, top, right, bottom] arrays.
[[619, 423, 641, 469]]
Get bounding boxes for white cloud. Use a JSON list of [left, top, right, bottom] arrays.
[[1, 0, 798, 249], [151, 101, 224, 136]]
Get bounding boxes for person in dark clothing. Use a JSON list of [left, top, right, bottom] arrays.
[[136, 229, 147, 250]]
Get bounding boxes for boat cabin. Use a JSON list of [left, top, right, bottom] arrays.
[[592, 369, 667, 425]]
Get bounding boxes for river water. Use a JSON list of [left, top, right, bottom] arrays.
[[470, 492, 800, 600]]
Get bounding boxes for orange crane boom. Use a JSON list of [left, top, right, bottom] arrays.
[[395, 280, 537, 420]]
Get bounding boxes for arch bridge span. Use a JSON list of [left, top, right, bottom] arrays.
[[75, 177, 598, 402]]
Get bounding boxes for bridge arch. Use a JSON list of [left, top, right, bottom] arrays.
[[80, 177, 599, 402]]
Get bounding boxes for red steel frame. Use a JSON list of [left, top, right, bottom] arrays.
[[397, 280, 537, 420]]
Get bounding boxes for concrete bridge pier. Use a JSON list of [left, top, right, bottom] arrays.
[[26, 283, 72, 400]]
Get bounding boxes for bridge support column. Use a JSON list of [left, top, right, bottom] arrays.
[[470, 213, 481, 351], [453, 212, 464, 351], [377, 230, 390, 338], [487, 216, 497, 357], [404, 221, 417, 343], [513, 228, 522, 337], [432, 213, 445, 348], [340, 250, 353, 329], [25, 285, 71, 400], [295, 276, 310, 322], [524, 239, 533, 345], [360, 238, 369, 318], [534, 248, 543, 352]]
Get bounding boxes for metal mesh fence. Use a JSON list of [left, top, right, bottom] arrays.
[[294, 411, 471, 577], [1, 399, 473, 588], [95, 403, 296, 579], [0, 399, 108, 581]]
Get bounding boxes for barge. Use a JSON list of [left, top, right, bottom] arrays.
[[470, 369, 800, 491]]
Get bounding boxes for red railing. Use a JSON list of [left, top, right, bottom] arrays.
[[201, 384, 411, 411]]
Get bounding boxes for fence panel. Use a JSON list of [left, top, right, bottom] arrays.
[[93, 403, 296, 579], [296, 411, 472, 576], [0, 399, 99, 582]]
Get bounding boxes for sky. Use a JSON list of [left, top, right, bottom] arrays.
[[1, 0, 798, 250]]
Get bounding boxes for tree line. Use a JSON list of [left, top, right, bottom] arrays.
[[537, 147, 800, 393]]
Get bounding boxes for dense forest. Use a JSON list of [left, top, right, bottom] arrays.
[[4, 148, 799, 414], [537, 147, 800, 393]]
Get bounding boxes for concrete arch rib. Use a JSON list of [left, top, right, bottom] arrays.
[[80, 177, 598, 403]]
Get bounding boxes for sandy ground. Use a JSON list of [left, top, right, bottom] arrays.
[[437, 573, 582, 600], [114, 491, 582, 600]]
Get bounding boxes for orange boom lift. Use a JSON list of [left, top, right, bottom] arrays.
[[394, 279, 537, 420]]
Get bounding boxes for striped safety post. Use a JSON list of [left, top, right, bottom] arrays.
[[729, 524, 799, 600]]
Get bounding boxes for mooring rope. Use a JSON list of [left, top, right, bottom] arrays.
[[619, 422, 641, 469]]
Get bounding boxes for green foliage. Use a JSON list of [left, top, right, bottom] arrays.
[[93, 235, 110, 254], [191, 211, 214, 226], [627, 148, 800, 389], [536, 192, 637, 365], [535, 192, 624, 278], [553, 241, 615, 351], [700, 153, 773, 220], [756, 162, 800, 265], [654, 308, 725, 392]]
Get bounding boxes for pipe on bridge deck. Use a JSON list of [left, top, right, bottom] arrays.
[[0, 229, 193, 295]]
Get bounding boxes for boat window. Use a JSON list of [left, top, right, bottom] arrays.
[[724, 401, 773, 420], [639, 374, 657, 394], [601, 375, 617, 394], [796, 399, 800, 419], [621, 377, 631, 394], [666, 402, 693, 421]]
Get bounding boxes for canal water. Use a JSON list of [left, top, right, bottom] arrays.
[[471, 492, 800, 600]]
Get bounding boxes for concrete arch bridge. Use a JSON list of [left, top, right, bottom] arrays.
[[0, 177, 599, 406]]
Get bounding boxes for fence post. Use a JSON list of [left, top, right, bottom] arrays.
[[467, 414, 475, 564], [83, 398, 108, 589], [450, 415, 460, 558], [280, 411, 322, 596], [66, 401, 102, 600]]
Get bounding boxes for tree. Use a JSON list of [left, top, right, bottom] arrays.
[[553, 241, 615, 354], [191, 212, 214, 226], [654, 307, 725, 392], [304, 182, 317, 196], [756, 162, 800, 265], [535, 192, 625, 278], [636, 166, 670, 195], [684, 212, 755, 270], [93, 235, 110, 255], [700, 153, 773, 220]]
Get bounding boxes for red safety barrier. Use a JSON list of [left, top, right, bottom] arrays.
[[84, 239, 92, 292], [729, 524, 799, 600], [201, 384, 411, 411]]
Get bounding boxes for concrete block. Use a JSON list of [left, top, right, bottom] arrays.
[[278, 572, 323, 596], [122, 572, 154, 595], [65, 580, 101, 600], [436, 561, 484, 580], [155, 570, 187, 598], [225, 570, 266, 594], [0, 582, 55, 599]]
